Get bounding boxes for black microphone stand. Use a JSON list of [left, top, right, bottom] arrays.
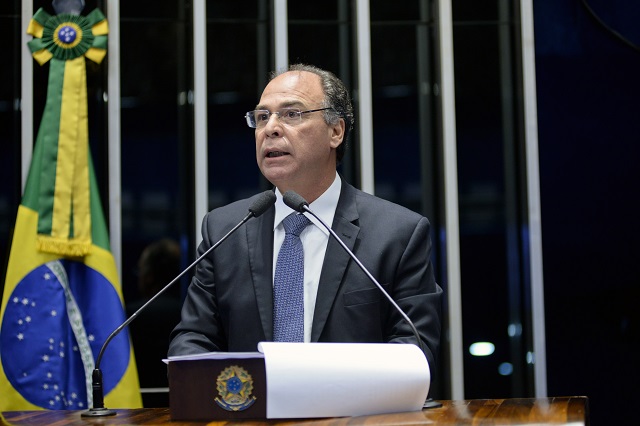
[[283, 191, 442, 409], [300, 206, 428, 355], [82, 192, 276, 417]]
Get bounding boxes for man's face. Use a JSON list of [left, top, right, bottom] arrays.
[[255, 71, 344, 198]]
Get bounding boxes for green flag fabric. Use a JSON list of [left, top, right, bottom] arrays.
[[0, 8, 142, 410]]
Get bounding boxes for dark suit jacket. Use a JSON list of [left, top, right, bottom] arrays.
[[169, 181, 443, 372]]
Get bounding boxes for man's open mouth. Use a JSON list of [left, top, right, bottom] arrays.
[[267, 151, 289, 158]]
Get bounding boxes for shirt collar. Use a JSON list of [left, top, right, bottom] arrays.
[[273, 173, 341, 236]]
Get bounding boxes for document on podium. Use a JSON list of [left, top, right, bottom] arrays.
[[165, 351, 264, 362], [258, 342, 430, 419]]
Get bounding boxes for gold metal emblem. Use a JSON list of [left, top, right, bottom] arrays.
[[214, 365, 256, 411]]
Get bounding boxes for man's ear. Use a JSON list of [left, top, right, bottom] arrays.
[[329, 118, 346, 149]]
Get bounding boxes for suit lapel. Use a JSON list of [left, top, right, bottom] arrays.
[[311, 182, 360, 341], [246, 207, 275, 340]]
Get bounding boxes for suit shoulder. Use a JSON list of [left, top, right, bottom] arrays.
[[354, 189, 427, 224], [206, 192, 269, 218], [201, 192, 274, 234]]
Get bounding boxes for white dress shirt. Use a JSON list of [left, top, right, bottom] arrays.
[[272, 173, 341, 342]]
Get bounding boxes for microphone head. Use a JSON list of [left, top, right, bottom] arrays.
[[283, 191, 309, 212], [249, 191, 277, 217]]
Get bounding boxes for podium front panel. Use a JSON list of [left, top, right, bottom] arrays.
[[168, 357, 267, 421]]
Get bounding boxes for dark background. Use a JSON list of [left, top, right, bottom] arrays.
[[1, 1, 639, 424], [535, 1, 640, 423]]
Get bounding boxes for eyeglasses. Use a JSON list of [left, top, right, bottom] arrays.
[[245, 107, 334, 129]]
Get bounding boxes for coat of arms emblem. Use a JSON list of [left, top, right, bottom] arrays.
[[214, 365, 256, 411]]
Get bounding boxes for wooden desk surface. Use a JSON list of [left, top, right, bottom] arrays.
[[2, 396, 588, 425]]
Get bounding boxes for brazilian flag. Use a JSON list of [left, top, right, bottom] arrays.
[[0, 8, 141, 410]]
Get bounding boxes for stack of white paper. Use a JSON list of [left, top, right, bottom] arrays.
[[257, 342, 430, 419]]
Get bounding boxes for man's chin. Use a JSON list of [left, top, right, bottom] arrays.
[[260, 167, 293, 188]]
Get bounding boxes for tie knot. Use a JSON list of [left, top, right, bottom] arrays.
[[283, 213, 311, 237]]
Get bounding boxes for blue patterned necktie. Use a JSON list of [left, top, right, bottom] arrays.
[[273, 213, 312, 342]]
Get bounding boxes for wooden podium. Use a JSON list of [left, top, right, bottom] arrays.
[[1, 397, 590, 425]]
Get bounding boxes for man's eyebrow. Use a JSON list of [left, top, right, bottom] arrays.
[[254, 101, 305, 110]]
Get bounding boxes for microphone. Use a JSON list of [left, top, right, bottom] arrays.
[[82, 190, 276, 417], [282, 191, 428, 358], [284, 191, 442, 409]]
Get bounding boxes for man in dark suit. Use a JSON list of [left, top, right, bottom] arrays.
[[168, 64, 442, 373]]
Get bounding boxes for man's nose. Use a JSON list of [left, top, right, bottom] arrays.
[[263, 112, 282, 136]]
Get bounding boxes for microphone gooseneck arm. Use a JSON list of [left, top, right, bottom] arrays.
[[82, 190, 276, 417], [95, 210, 253, 370], [282, 191, 428, 359]]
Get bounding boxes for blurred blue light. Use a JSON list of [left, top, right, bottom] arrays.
[[498, 362, 513, 376]]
